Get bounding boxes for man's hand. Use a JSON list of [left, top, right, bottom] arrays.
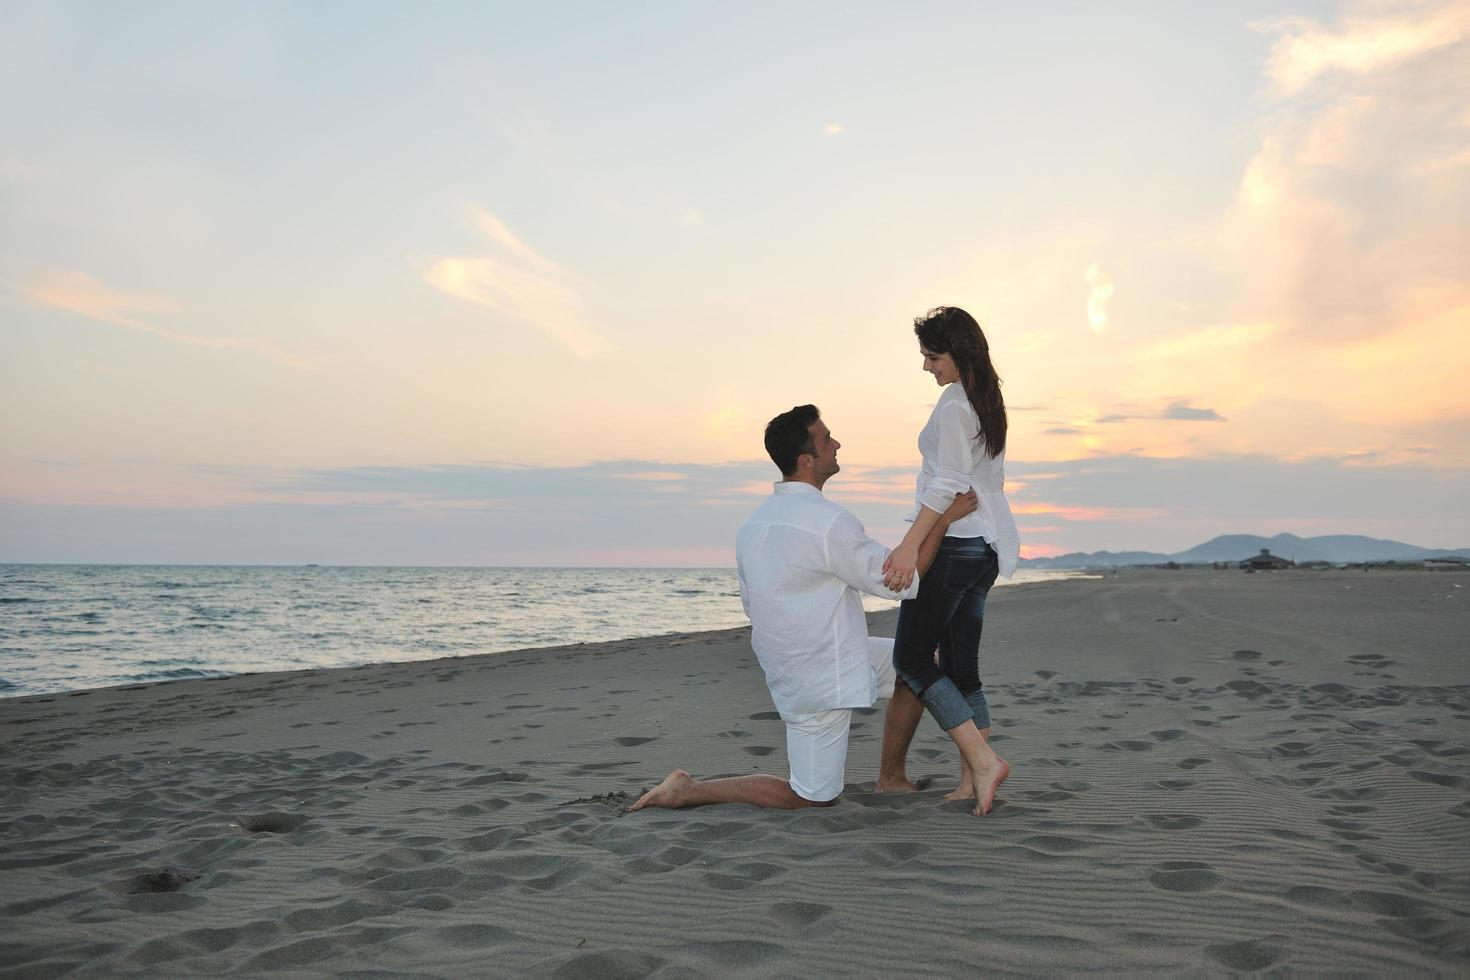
[[946, 489, 978, 522]]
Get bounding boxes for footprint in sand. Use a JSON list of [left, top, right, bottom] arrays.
[[1205, 936, 1285, 970], [551, 950, 666, 978], [1232, 649, 1262, 661], [1407, 770, 1470, 790], [117, 869, 197, 894], [702, 862, 786, 890], [1148, 861, 1220, 892], [742, 745, 777, 757], [235, 812, 307, 834], [769, 900, 832, 925], [613, 736, 658, 747], [748, 711, 781, 721], [572, 761, 633, 774], [1100, 740, 1154, 752], [1410, 739, 1468, 758]]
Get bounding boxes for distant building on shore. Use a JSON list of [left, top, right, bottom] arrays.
[[1424, 557, 1468, 570], [1240, 548, 1293, 571]]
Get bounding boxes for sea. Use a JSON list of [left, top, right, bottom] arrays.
[[0, 564, 1086, 698]]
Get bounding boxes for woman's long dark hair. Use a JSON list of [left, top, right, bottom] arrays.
[[914, 307, 1006, 458]]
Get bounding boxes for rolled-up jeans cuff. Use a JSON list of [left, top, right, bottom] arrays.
[[967, 689, 991, 731], [918, 677, 974, 732]]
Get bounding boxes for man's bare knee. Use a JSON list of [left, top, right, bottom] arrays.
[[797, 795, 839, 808]]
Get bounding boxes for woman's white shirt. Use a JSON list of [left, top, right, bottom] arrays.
[[910, 381, 1021, 578]]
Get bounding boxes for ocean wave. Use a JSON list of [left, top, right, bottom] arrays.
[[125, 667, 224, 681]]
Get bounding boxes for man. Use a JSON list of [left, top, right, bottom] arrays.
[[629, 405, 975, 812]]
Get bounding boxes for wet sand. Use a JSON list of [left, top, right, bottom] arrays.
[[3, 569, 1468, 976]]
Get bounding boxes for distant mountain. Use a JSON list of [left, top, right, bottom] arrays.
[[1023, 550, 1173, 569], [1022, 533, 1470, 569]]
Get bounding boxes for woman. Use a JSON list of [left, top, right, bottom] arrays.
[[880, 306, 1019, 815]]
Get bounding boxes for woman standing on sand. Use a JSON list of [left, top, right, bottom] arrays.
[[879, 306, 1020, 814]]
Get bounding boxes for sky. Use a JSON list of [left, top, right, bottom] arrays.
[[2, 0, 1467, 565]]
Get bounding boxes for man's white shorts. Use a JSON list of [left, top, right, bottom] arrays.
[[784, 637, 897, 803]]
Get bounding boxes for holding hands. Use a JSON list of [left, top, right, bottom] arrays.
[[882, 541, 920, 593], [882, 489, 977, 592]]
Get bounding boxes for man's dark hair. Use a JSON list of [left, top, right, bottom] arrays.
[[764, 404, 820, 477]]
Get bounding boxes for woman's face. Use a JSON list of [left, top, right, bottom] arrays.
[[920, 344, 960, 385]]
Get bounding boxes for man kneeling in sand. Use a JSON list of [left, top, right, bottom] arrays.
[[630, 405, 976, 814]]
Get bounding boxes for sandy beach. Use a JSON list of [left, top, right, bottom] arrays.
[[3, 569, 1468, 976]]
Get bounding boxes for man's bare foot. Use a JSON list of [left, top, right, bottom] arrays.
[[627, 769, 695, 811], [875, 776, 920, 793], [971, 757, 1009, 816]]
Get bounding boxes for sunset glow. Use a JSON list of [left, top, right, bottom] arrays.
[[2, 1, 1466, 565]]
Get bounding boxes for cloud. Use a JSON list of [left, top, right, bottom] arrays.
[[1229, 1, 1470, 345], [467, 205, 556, 270], [613, 470, 689, 482], [1049, 400, 1227, 428], [422, 205, 607, 357], [20, 270, 311, 369], [1011, 501, 1166, 522], [6, 453, 1466, 564], [1161, 400, 1226, 422], [1257, 4, 1470, 96], [1084, 263, 1113, 333], [22, 270, 178, 327]]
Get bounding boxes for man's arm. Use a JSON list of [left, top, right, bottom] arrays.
[[915, 490, 977, 578]]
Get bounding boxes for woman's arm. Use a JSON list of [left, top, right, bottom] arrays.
[[883, 489, 976, 591], [884, 399, 976, 590], [882, 505, 943, 592], [916, 491, 976, 576]]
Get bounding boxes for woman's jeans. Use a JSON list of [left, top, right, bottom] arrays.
[[893, 536, 1000, 732]]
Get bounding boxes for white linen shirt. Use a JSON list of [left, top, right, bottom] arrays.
[[736, 481, 919, 716], [910, 381, 1021, 579]]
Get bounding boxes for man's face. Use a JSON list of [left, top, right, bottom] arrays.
[[805, 419, 841, 484]]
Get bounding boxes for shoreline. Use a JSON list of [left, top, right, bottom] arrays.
[[1, 566, 1096, 701], [4, 569, 1468, 974]]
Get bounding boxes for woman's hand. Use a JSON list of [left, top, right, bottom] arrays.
[[882, 541, 920, 592]]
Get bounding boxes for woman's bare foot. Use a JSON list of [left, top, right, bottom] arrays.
[[970, 757, 1009, 816], [627, 769, 695, 811], [945, 763, 975, 801]]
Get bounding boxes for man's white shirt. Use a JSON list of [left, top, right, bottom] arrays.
[[736, 481, 919, 716]]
